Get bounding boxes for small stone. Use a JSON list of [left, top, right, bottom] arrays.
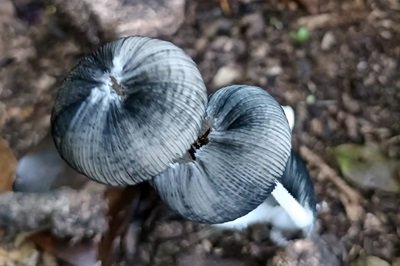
[[345, 115, 359, 139], [381, 19, 393, 28], [195, 38, 208, 52], [380, 31, 392, 39], [342, 93, 361, 113], [157, 240, 181, 254], [241, 13, 265, 37], [357, 61, 368, 71], [266, 65, 282, 76], [310, 118, 323, 137], [327, 117, 339, 132], [0, 0, 15, 17], [201, 239, 212, 253], [271, 239, 341, 266], [248, 243, 261, 257], [34, 74, 56, 92], [212, 65, 242, 88], [204, 18, 233, 37], [154, 222, 183, 239], [251, 43, 270, 58], [213, 247, 223, 256], [82, 0, 185, 37], [321, 31, 336, 51], [364, 213, 382, 232]]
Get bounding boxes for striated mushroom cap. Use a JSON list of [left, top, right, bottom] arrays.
[[52, 36, 207, 185], [152, 85, 292, 223]]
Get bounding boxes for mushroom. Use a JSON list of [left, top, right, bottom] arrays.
[[51, 36, 314, 233], [52, 36, 207, 185], [282, 105, 295, 131], [152, 85, 292, 223], [214, 149, 317, 245], [210, 105, 317, 245]]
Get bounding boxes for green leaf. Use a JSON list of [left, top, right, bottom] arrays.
[[331, 144, 400, 193], [350, 256, 390, 266], [291, 26, 310, 43]]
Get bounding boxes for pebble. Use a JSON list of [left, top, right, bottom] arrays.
[[154, 222, 184, 239], [266, 65, 282, 76], [240, 13, 265, 37], [250, 42, 270, 58], [0, 137, 16, 192], [321, 31, 336, 51], [212, 65, 242, 88], [364, 213, 383, 232], [310, 118, 323, 137], [342, 93, 361, 113], [201, 239, 212, 253]]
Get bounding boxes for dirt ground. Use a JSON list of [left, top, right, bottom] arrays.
[[0, 0, 399, 265], [131, 1, 400, 265]]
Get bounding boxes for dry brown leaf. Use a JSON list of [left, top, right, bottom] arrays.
[[31, 232, 99, 266], [0, 137, 16, 192], [296, 12, 367, 30], [219, 0, 232, 16], [98, 186, 141, 265], [98, 184, 160, 265], [300, 146, 365, 222], [331, 144, 400, 193]]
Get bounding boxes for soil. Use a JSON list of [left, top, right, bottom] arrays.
[[123, 0, 400, 264], [0, 0, 399, 265]]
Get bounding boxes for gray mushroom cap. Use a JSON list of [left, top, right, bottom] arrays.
[[152, 85, 292, 224], [52, 36, 207, 185]]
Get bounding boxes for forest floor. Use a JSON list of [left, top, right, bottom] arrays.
[[0, 0, 399, 265], [133, 1, 400, 265]]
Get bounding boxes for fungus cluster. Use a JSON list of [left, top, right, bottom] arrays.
[[51, 36, 316, 242]]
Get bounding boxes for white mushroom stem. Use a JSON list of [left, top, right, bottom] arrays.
[[216, 104, 315, 232], [281, 105, 295, 131], [215, 200, 295, 230], [216, 180, 315, 232], [271, 181, 313, 229]]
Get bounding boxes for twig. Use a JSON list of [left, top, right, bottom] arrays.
[[219, 0, 232, 16], [299, 146, 364, 221], [296, 12, 367, 30], [0, 188, 108, 243]]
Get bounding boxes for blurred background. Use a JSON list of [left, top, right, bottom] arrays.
[[0, 0, 399, 265]]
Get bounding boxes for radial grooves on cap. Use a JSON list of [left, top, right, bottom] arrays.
[[51, 36, 207, 185], [153, 85, 292, 223]]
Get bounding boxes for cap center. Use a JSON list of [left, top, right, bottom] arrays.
[[110, 76, 127, 99]]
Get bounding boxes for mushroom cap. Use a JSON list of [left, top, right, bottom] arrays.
[[152, 85, 292, 223], [52, 36, 207, 185]]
